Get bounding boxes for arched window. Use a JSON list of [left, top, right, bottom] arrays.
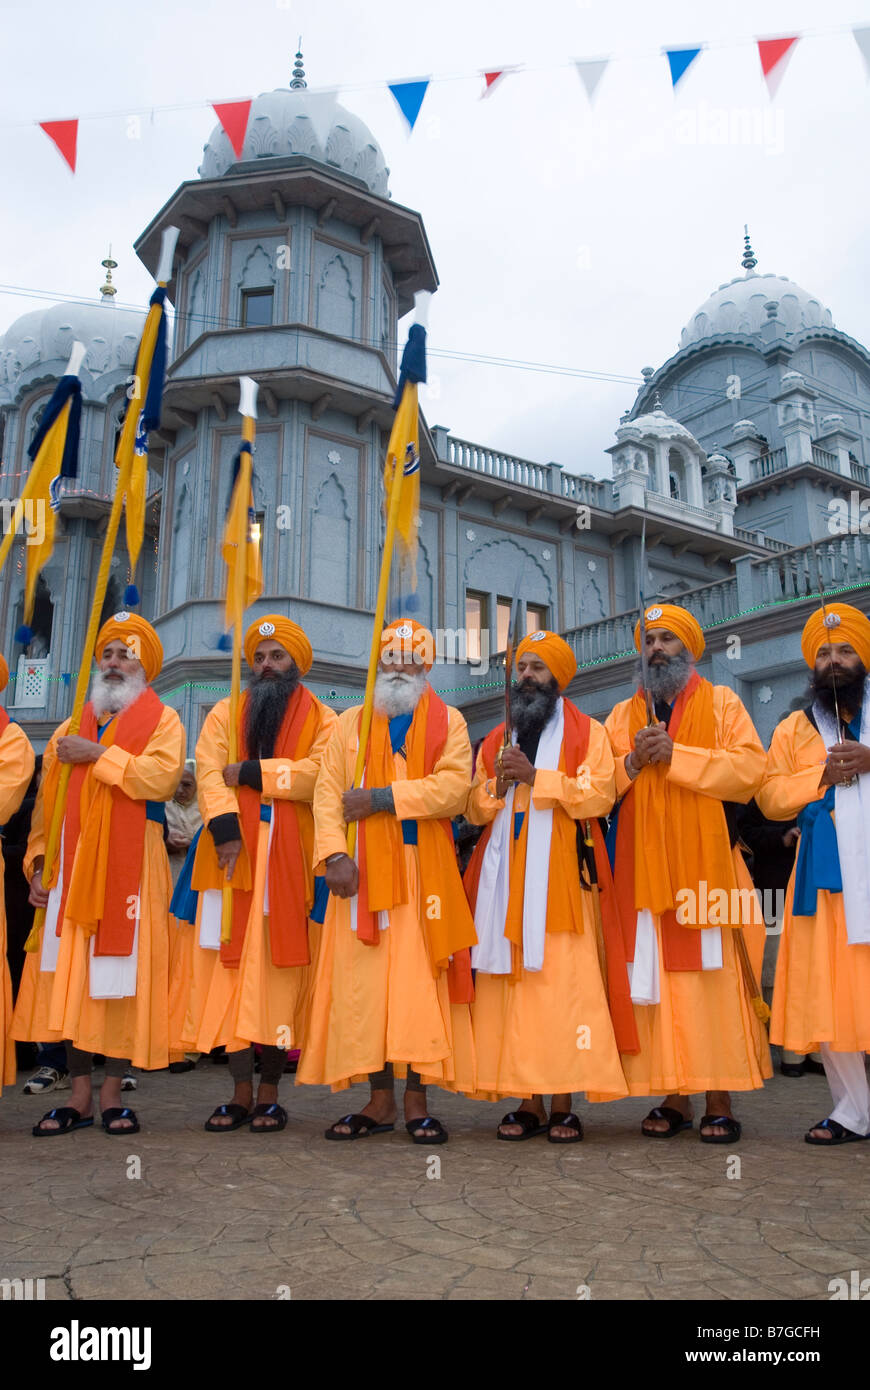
[[668, 446, 686, 502]]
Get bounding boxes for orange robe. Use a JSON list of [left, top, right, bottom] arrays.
[[174, 693, 337, 1054], [463, 716, 628, 1101], [758, 711, 870, 1053], [11, 706, 185, 1070], [0, 722, 36, 1096], [602, 686, 772, 1096], [297, 703, 476, 1092]]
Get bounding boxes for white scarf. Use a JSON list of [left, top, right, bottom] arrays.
[[813, 675, 870, 946], [472, 698, 564, 975], [39, 832, 139, 998]]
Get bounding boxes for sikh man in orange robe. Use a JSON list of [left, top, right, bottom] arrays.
[[177, 615, 336, 1133], [463, 630, 630, 1141], [603, 603, 771, 1142], [758, 603, 870, 1144], [12, 613, 185, 1135], [0, 654, 36, 1098], [299, 618, 477, 1144]]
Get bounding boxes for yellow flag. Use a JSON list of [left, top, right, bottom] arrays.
[[383, 379, 420, 585], [222, 443, 263, 633]]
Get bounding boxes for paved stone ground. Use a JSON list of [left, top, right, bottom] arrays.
[[1, 1058, 868, 1301]]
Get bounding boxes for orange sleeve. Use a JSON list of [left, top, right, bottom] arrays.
[[666, 687, 766, 804], [465, 743, 505, 826], [0, 721, 35, 824], [604, 701, 635, 798], [312, 708, 357, 869], [757, 712, 827, 821], [24, 720, 69, 881], [260, 700, 339, 801], [532, 717, 615, 819], [193, 698, 240, 826], [95, 706, 187, 801], [390, 706, 472, 822]]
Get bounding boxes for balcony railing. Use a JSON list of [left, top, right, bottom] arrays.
[[812, 445, 840, 474], [444, 434, 606, 507], [749, 448, 787, 480]]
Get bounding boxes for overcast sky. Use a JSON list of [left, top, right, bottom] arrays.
[[2, 0, 869, 477]]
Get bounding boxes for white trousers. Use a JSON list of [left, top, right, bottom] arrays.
[[820, 1043, 870, 1136]]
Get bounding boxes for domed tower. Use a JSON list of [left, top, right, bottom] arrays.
[[133, 52, 437, 724], [631, 231, 870, 545], [0, 276, 152, 733]]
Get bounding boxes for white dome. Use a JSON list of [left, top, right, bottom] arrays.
[[679, 271, 834, 348], [618, 404, 698, 444], [0, 300, 146, 396], [198, 87, 390, 197]]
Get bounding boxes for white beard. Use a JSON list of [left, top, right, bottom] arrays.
[[90, 668, 147, 716], [373, 668, 427, 718]]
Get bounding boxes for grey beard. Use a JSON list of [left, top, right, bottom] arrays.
[[244, 665, 300, 759], [373, 668, 427, 718], [635, 650, 692, 703], [90, 668, 146, 715], [511, 676, 559, 740]]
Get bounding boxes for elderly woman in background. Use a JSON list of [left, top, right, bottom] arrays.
[[165, 760, 202, 884]]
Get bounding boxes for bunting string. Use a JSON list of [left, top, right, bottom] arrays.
[[16, 21, 870, 171]]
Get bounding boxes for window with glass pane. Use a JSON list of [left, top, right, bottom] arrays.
[[465, 591, 487, 663], [241, 288, 274, 327], [526, 604, 548, 634], [497, 597, 516, 652]]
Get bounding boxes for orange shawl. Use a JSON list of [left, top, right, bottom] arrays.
[[192, 685, 320, 968], [44, 687, 164, 957], [613, 672, 738, 972], [356, 686, 476, 1002], [463, 701, 639, 1054]]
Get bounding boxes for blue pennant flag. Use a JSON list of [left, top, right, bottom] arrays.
[[665, 47, 701, 88], [388, 79, 430, 131]]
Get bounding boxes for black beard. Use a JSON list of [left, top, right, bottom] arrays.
[[635, 650, 692, 703], [244, 666, 300, 758], [510, 676, 559, 741], [808, 664, 867, 720]]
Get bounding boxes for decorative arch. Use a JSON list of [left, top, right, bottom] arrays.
[[308, 473, 352, 605], [463, 538, 552, 605], [315, 253, 357, 338], [186, 266, 207, 348], [239, 245, 275, 290], [168, 482, 191, 610]]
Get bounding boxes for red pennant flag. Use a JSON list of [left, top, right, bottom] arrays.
[[482, 70, 504, 97], [757, 36, 799, 96], [39, 119, 77, 173], [212, 100, 252, 158]]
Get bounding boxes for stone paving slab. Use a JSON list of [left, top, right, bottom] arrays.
[[0, 1060, 867, 1301]]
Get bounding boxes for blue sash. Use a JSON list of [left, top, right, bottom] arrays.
[[793, 788, 842, 915]]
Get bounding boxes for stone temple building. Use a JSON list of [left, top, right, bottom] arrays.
[[0, 56, 868, 750]]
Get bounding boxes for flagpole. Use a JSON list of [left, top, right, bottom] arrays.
[[346, 291, 430, 857], [220, 376, 257, 944], [0, 341, 85, 580], [25, 229, 178, 950], [346, 441, 410, 858]]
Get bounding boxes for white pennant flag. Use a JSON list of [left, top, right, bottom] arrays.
[[854, 26, 870, 78], [574, 58, 609, 104]]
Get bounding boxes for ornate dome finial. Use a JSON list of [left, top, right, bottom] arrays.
[[290, 40, 307, 89], [741, 224, 758, 272], [100, 245, 118, 302], [652, 390, 664, 412]]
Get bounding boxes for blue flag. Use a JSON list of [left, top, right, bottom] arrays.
[[389, 80, 430, 131], [665, 47, 701, 88]]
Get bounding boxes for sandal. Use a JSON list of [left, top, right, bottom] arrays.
[[324, 1113, 395, 1141], [249, 1102, 287, 1133], [699, 1114, 741, 1145], [101, 1107, 140, 1135], [496, 1109, 548, 1141], [405, 1117, 448, 1145], [641, 1105, 693, 1139], [32, 1106, 94, 1138], [805, 1118, 870, 1146], [548, 1111, 583, 1144], [204, 1103, 251, 1133]]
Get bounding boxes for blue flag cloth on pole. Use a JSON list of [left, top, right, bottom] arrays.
[[388, 80, 430, 131], [666, 47, 701, 88]]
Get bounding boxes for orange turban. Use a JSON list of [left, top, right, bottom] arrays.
[[515, 630, 577, 690], [634, 603, 705, 660], [244, 615, 313, 676], [801, 603, 870, 670], [95, 612, 163, 682], [0, 654, 8, 694], [380, 618, 434, 670]]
